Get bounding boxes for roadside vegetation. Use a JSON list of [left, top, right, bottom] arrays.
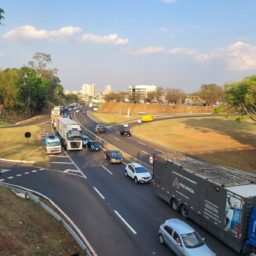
[[0, 120, 50, 167], [0, 186, 82, 256], [132, 116, 256, 172]]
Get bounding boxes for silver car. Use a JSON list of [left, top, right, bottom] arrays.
[[159, 219, 215, 256]]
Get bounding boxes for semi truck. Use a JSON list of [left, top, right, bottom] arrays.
[[51, 106, 62, 128], [56, 117, 83, 150], [43, 135, 62, 154], [152, 153, 256, 255]]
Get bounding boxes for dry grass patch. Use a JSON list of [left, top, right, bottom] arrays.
[[132, 117, 256, 172], [92, 112, 141, 124], [0, 124, 50, 167], [0, 187, 82, 256]]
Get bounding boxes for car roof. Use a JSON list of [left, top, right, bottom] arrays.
[[164, 219, 195, 234], [129, 162, 144, 168]]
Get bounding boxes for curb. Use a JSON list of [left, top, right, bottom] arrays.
[[0, 158, 35, 164]]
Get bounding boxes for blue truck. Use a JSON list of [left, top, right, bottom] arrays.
[[44, 135, 62, 154]]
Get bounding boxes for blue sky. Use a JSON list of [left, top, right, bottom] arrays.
[[0, 0, 256, 93]]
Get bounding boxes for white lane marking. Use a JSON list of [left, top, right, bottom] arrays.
[[31, 170, 37, 173], [51, 161, 74, 164], [39, 168, 44, 171], [101, 165, 113, 175], [24, 172, 29, 175], [49, 155, 69, 158], [122, 162, 128, 166], [113, 137, 120, 141], [7, 176, 14, 179], [142, 150, 150, 155], [64, 151, 87, 179], [158, 150, 165, 154], [16, 174, 22, 177], [63, 169, 81, 173], [93, 187, 105, 200], [137, 141, 145, 146], [0, 179, 5, 182], [0, 169, 11, 173], [114, 210, 137, 235]]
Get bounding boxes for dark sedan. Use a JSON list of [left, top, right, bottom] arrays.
[[104, 150, 123, 163], [120, 127, 131, 136], [87, 141, 102, 151]]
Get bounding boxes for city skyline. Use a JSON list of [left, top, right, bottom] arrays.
[[0, 0, 256, 93]]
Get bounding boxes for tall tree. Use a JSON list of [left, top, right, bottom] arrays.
[[0, 8, 4, 25], [198, 84, 224, 106], [165, 88, 186, 104], [225, 75, 256, 122]]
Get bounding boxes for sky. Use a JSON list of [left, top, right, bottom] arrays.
[[0, 0, 256, 93]]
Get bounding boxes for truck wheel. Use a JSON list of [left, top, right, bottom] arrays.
[[180, 204, 189, 218], [171, 198, 179, 211], [134, 177, 138, 184]]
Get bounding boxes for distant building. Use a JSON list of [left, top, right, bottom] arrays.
[[103, 84, 112, 95], [128, 84, 157, 101], [82, 83, 96, 97]]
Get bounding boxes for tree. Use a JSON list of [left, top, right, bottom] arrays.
[[0, 8, 4, 25], [165, 88, 186, 104], [198, 84, 224, 106], [225, 75, 256, 122], [0, 68, 19, 109]]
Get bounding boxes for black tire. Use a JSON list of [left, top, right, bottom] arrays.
[[134, 177, 138, 184], [180, 204, 189, 218], [171, 198, 179, 211], [125, 171, 128, 177], [159, 234, 164, 245]]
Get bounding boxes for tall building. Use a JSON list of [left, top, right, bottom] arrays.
[[103, 84, 112, 95], [82, 83, 96, 97], [128, 84, 157, 101]]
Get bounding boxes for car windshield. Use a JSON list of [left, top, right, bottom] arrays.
[[135, 166, 147, 173], [91, 141, 100, 146], [67, 130, 82, 140], [47, 141, 60, 147], [82, 136, 89, 141], [181, 232, 204, 248], [111, 152, 121, 157]]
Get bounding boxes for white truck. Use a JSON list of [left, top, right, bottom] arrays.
[[44, 135, 62, 154], [51, 106, 62, 128], [56, 118, 83, 150]]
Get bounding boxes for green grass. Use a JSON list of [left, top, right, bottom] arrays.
[[0, 187, 82, 256]]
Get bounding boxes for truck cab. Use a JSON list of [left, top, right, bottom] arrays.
[[44, 135, 62, 154]]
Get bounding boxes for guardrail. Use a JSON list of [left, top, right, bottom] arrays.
[[0, 183, 94, 256]]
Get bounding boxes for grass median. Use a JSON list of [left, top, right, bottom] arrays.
[[0, 123, 50, 167]]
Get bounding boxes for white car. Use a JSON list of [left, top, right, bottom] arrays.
[[125, 163, 152, 184]]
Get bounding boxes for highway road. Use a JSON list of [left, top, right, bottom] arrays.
[[0, 108, 239, 256]]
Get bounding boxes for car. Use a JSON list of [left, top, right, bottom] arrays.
[[125, 163, 152, 183], [81, 135, 90, 147], [105, 150, 123, 163], [141, 115, 154, 122], [158, 219, 215, 256], [120, 127, 131, 136], [95, 124, 106, 133], [87, 140, 102, 151]]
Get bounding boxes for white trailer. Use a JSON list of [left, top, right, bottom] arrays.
[[51, 106, 62, 128], [56, 118, 83, 150]]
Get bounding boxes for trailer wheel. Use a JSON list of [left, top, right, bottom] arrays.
[[171, 198, 179, 211], [180, 204, 189, 219]]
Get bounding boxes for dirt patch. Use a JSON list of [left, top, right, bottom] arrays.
[[0, 187, 82, 256]]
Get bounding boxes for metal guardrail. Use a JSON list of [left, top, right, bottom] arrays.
[[0, 183, 94, 256]]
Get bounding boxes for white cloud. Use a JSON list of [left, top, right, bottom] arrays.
[[2, 25, 81, 40], [82, 33, 128, 45], [162, 0, 176, 3], [168, 48, 196, 55], [132, 46, 165, 55]]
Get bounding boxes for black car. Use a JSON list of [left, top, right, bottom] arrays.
[[104, 150, 123, 163], [87, 140, 102, 151], [95, 124, 106, 133], [120, 127, 131, 136]]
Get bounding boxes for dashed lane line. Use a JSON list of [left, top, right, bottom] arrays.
[[101, 165, 113, 175], [141, 150, 150, 155], [93, 187, 105, 200], [51, 162, 74, 165], [114, 210, 137, 235], [16, 174, 22, 177], [31, 170, 37, 173], [7, 176, 14, 179], [0, 179, 5, 182], [24, 172, 29, 175], [0, 169, 11, 173], [137, 141, 146, 146], [113, 137, 120, 141]]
